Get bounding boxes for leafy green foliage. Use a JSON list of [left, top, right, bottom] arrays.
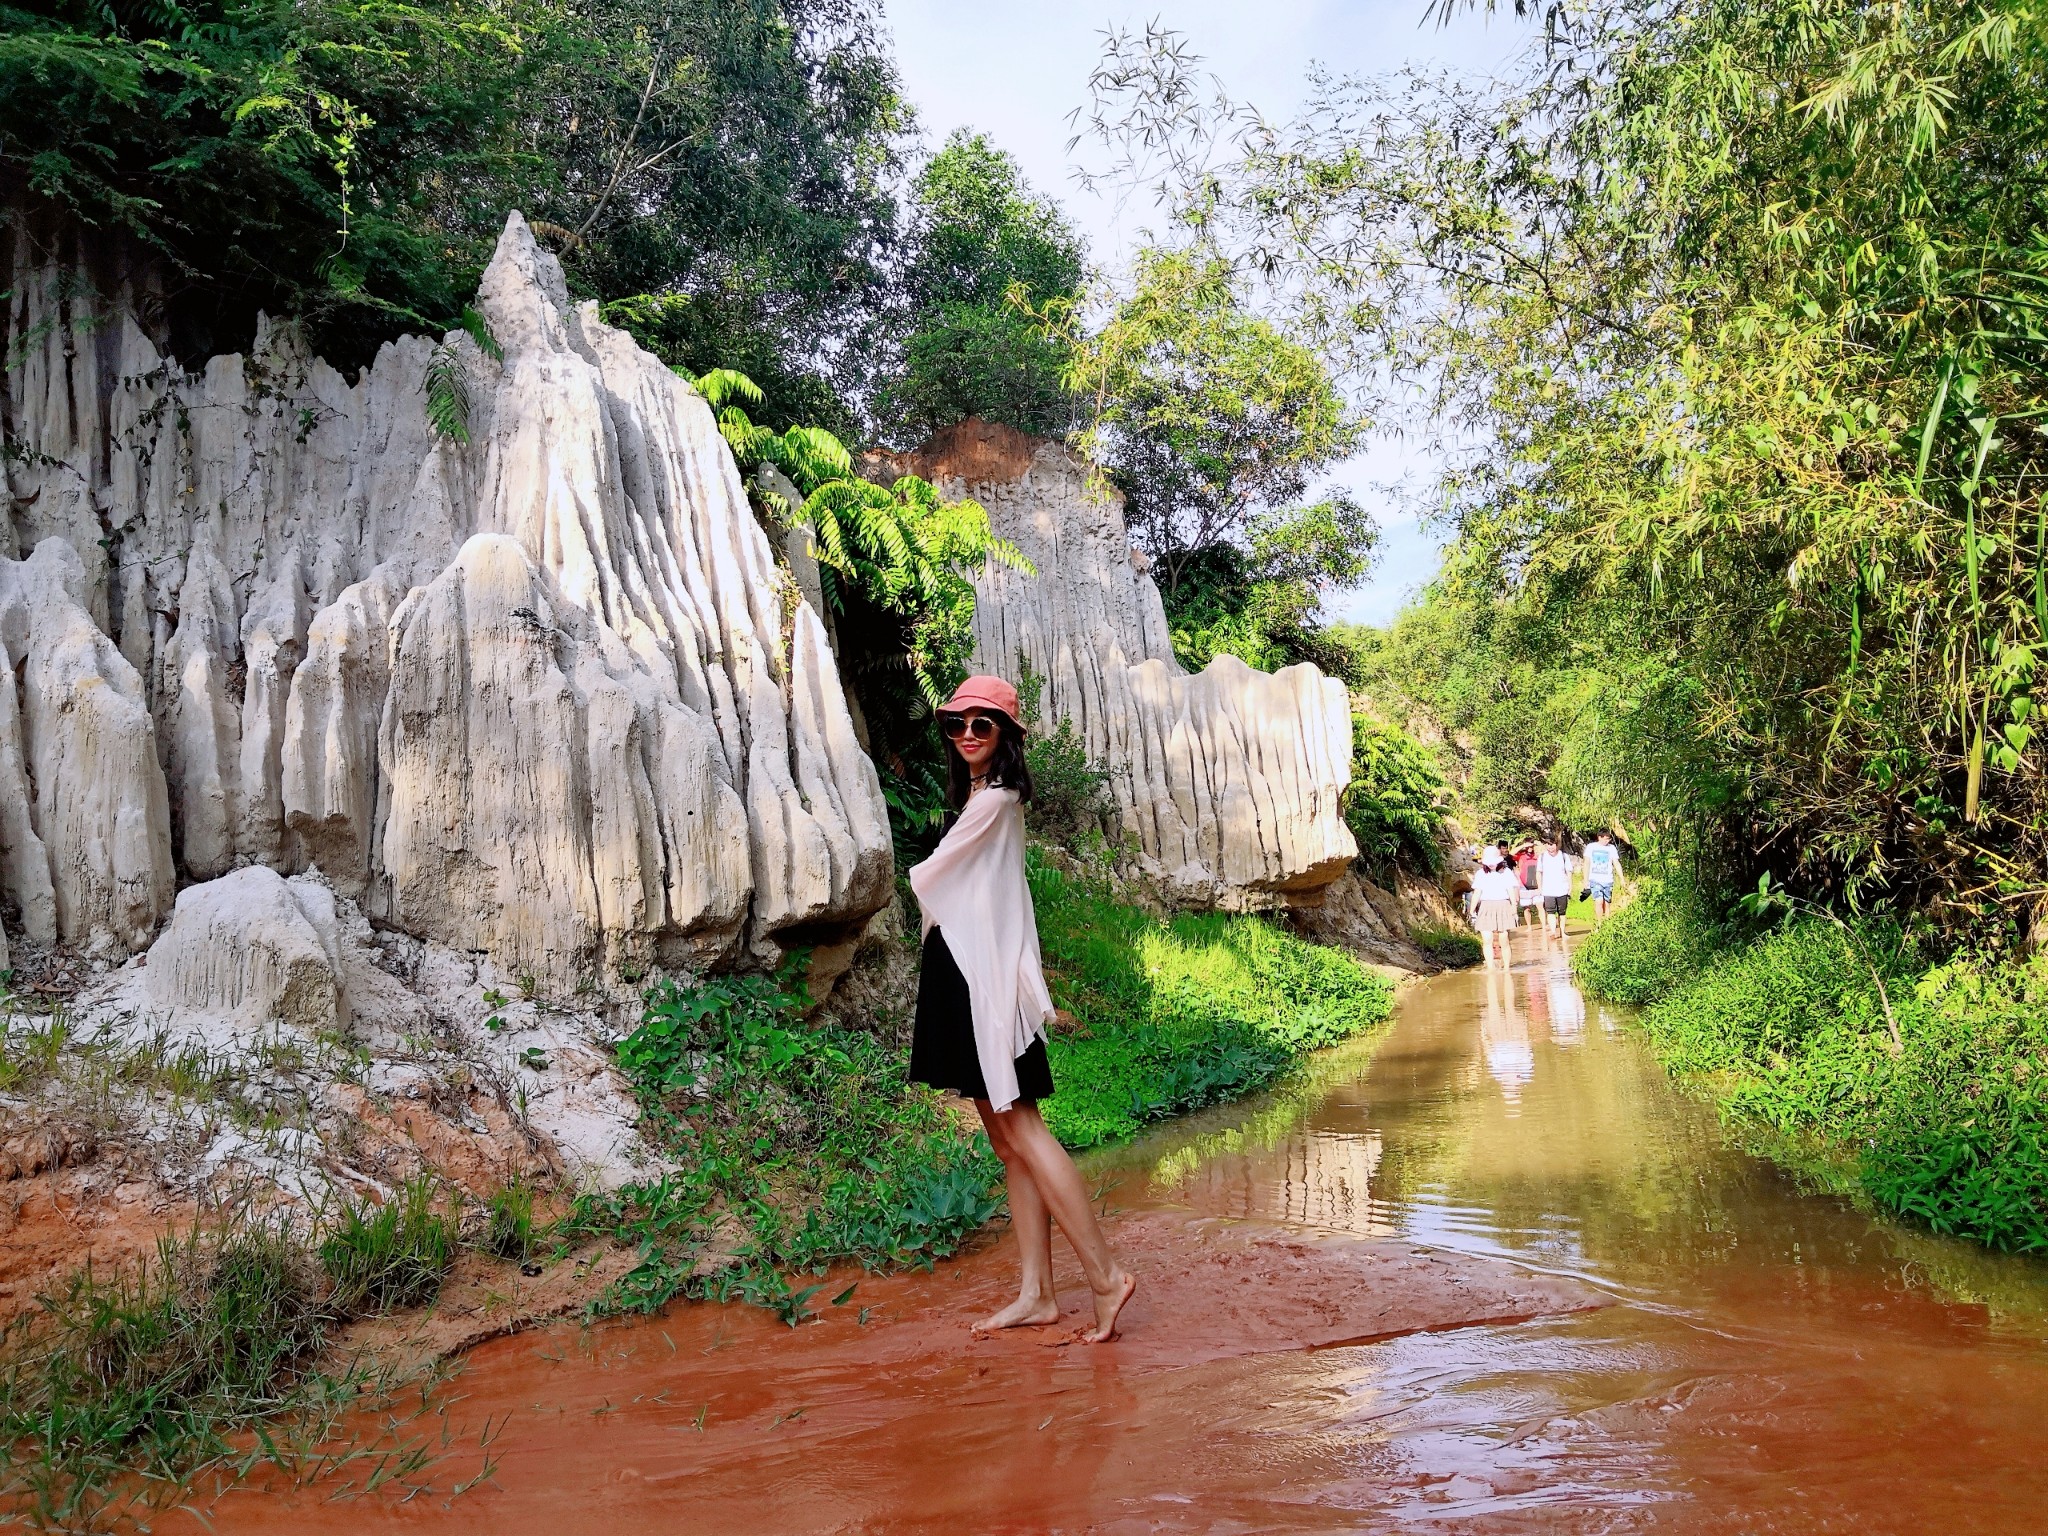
[[1344, 714, 1451, 877], [1011, 651, 1115, 844], [1054, 246, 1363, 598], [319, 1175, 457, 1317], [1159, 493, 1379, 675], [575, 960, 1003, 1320], [883, 130, 1086, 440], [1622, 916, 2048, 1252], [1573, 880, 1732, 1006], [1029, 851, 1395, 1148], [4, 0, 906, 380], [1024, 717, 1114, 844], [421, 344, 471, 443]]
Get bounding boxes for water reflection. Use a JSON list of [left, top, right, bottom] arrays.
[[1093, 925, 2048, 1530], [1111, 927, 2048, 1317], [1479, 962, 1534, 1108]]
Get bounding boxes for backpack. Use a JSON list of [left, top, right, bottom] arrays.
[[1518, 854, 1538, 889]]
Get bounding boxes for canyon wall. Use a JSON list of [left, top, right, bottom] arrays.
[[874, 420, 1357, 908], [0, 212, 890, 988], [0, 211, 891, 1188]]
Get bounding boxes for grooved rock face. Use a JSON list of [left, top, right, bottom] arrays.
[[875, 420, 1357, 907], [0, 211, 890, 992]]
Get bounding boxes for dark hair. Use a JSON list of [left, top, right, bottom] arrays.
[[942, 709, 1034, 810]]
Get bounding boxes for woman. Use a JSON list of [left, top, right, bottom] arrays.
[[1470, 844, 1520, 966], [907, 674, 1138, 1343], [1514, 843, 1543, 927]]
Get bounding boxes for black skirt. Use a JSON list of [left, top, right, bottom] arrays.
[[909, 927, 1054, 1103]]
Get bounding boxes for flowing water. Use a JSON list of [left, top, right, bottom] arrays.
[[218, 929, 2048, 1533]]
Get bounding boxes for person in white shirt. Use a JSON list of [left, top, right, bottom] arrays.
[[1536, 838, 1575, 937], [1583, 831, 1622, 922], [909, 673, 1136, 1342], [1469, 845, 1521, 966]]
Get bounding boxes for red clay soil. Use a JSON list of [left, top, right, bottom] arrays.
[[0, 1153, 189, 1325], [864, 416, 1076, 493], [196, 1209, 1599, 1534]]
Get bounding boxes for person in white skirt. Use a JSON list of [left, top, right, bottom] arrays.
[[1470, 845, 1522, 966]]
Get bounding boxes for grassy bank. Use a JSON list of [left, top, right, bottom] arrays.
[[1029, 853, 1397, 1148], [0, 1183, 472, 1530], [581, 863, 1400, 1306], [1576, 884, 2048, 1253], [567, 964, 1001, 1320]]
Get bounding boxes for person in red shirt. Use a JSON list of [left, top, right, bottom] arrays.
[[1514, 844, 1542, 927]]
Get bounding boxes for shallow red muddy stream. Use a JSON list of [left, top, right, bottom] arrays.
[[204, 930, 2048, 1533]]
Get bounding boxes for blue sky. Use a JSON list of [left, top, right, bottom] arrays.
[[885, 0, 1533, 626]]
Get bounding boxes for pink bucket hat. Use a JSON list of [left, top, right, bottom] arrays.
[[939, 674, 1022, 729]]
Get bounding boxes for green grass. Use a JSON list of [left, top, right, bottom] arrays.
[[1579, 884, 2048, 1254], [1412, 923, 1483, 968], [0, 1207, 474, 1530], [1572, 877, 1726, 1004], [1030, 851, 1397, 1148], [320, 1175, 458, 1317], [572, 961, 1002, 1320]]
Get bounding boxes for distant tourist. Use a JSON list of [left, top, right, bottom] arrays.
[[908, 673, 1137, 1343], [1537, 837, 1575, 937], [1583, 831, 1622, 922], [1514, 842, 1543, 926], [1470, 845, 1521, 966]]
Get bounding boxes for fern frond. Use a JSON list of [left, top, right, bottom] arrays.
[[423, 344, 470, 443], [458, 305, 503, 361], [694, 368, 765, 409]]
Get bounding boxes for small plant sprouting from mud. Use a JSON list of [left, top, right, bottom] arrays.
[[320, 1175, 459, 1317]]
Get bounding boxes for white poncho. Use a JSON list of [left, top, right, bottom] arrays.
[[907, 787, 1055, 1112]]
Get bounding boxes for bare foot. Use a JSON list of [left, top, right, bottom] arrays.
[[1080, 1270, 1136, 1343], [972, 1293, 1060, 1333]]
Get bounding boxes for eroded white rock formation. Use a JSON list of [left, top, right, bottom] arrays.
[[1, 209, 891, 1191], [0, 212, 889, 993], [874, 419, 1357, 907]]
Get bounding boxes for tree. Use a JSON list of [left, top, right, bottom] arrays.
[[1162, 493, 1379, 674], [880, 130, 1086, 442], [1, 0, 906, 395], [1071, 6, 2048, 930], [1059, 246, 1362, 599]]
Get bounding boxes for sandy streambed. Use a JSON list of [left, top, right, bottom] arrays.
[[196, 1208, 1598, 1532]]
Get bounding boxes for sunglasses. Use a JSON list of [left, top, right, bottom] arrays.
[[940, 714, 999, 741]]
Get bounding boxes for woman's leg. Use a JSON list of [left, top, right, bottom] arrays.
[[973, 1101, 1059, 1330], [981, 1100, 1136, 1342]]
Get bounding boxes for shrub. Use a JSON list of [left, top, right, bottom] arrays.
[[1573, 877, 1727, 1004], [1344, 714, 1450, 876], [1014, 650, 1115, 843], [581, 959, 1001, 1318], [320, 1175, 458, 1317], [1025, 716, 1113, 842], [1618, 911, 2048, 1253]]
